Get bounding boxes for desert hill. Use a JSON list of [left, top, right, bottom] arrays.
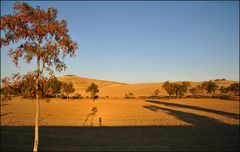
[[58, 75, 236, 98], [58, 75, 127, 90]]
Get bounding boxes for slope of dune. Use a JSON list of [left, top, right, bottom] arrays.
[[58, 75, 127, 88], [58, 75, 237, 98], [58, 75, 127, 96]]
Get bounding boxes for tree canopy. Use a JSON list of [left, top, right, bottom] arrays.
[[0, 2, 78, 73], [162, 81, 191, 97], [86, 83, 99, 101], [201, 81, 218, 94], [62, 81, 75, 99]]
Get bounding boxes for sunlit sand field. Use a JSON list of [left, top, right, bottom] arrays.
[[1, 97, 239, 126], [1, 97, 239, 151]]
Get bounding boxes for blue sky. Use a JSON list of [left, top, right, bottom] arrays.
[[1, 1, 239, 83]]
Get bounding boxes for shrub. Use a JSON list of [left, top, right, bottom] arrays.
[[215, 78, 226, 81], [63, 96, 67, 99], [72, 93, 83, 99], [148, 95, 161, 99], [125, 92, 135, 99], [94, 95, 99, 100], [219, 94, 231, 100]]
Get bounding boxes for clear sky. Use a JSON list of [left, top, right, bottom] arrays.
[[1, 1, 239, 83]]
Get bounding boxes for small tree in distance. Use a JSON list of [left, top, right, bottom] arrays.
[[219, 86, 229, 94], [86, 83, 99, 101], [1, 77, 13, 102], [125, 92, 134, 99], [153, 89, 160, 96], [179, 81, 191, 97], [201, 81, 219, 95], [62, 81, 75, 99], [162, 81, 175, 97], [228, 82, 240, 96], [162, 81, 191, 98], [45, 76, 62, 97]]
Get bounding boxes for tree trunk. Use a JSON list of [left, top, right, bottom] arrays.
[[41, 61, 44, 75], [33, 57, 41, 152]]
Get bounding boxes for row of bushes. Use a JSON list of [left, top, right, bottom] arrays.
[[58, 94, 100, 100], [56, 93, 239, 100], [7, 94, 237, 101]]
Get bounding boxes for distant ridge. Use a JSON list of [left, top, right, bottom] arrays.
[[58, 75, 127, 89], [58, 75, 237, 98], [64, 75, 76, 77], [60, 75, 128, 85]]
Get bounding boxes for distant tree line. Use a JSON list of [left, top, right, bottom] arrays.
[[1, 73, 105, 101], [218, 83, 239, 96], [1, 73, 239, 101], [141, 80, 239, 100], [1, 72, 78, 101], [161, 80, 239, 100]]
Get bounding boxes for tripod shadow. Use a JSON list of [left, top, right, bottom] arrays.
[[83, 107, 98, 126]]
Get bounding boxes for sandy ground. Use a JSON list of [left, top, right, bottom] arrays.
[[1, 97, 239, 126], [1, 97, 239, 151]]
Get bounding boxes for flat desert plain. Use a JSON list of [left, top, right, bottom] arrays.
[[1, 97, 239, 126], [1, 97, 239, 151]]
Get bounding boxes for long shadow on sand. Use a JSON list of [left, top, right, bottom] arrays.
[[144, 104, 226, 126], [1, 100, 239, 151], [0, 112, 13, 117], [145, 100, 239, 119], [0, 103, 9, 107]]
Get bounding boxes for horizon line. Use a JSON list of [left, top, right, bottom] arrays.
[[58, 74, 238, 84]]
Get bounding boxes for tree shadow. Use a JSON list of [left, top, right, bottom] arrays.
[[143, 104, 226, 126], [145, 100, 239, 119], [0, 103, 9, 107], [39, 114, 54, 122], [83, 107, 98, 126], [0, 112, 13, 117]]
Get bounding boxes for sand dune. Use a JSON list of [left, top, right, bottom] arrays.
[[58, 75, 236, 98]]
